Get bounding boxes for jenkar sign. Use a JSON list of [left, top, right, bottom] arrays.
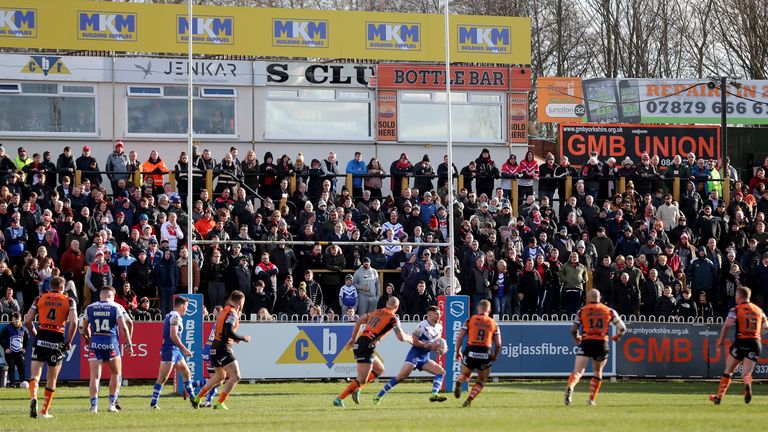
[[114, 57, 257, 85], [560, 123, 720, 166]]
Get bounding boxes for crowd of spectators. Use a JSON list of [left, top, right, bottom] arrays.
[[0, 140, 762, 323]]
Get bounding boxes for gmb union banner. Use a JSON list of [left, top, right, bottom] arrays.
[[538, 77, 768, 125], [0, 0, 530, 64], [560, 123, 720, 167], [617, 322, 768, 379]]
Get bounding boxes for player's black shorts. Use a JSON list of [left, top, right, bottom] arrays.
[[462, 346, 493, 371], [353, 336, 376, 364], [730, 338, 762, 362], [209, 346, 236, 368], [31, 331, 65, 367], [576, 339, 610, 362]]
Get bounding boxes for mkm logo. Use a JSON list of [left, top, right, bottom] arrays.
[[78, 11, 137, 42], [366, 22, 420, 51], [22, 56, 70, 76], [272, 19, 328, 48], [457, 25, 510, 54], [0, 8, 36, 38], [278, 326, 356, 368], [177, 15, 233, 45]]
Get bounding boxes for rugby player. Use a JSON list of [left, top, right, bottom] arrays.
[[710, 286, 768, 405], [453, 299, 501, 407], [191, 305, 223, 407], [373, 305, 447, 404], [81, 286, 133, 413], [333, 297, 413, 408], [150, 296, 196, 409], [564, 289, 626, 406], [23, 276, 78, 419], [192, 291, 251, 410]]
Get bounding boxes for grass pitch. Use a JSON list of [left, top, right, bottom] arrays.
[[0, 380, 763, 431]]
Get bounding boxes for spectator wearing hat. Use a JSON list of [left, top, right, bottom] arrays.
[[437, 154, 458, 191], [553, 226, 575, 263], [475, 148, 498, 198], [285, 283, 313, 319], [536, 153, 557, 201], [85, 249, 112, 305], [412, 154, 435, 197], [105, 141, 129, 193], [13, 146, 31, 171], [390, 153, 413, 193], [75, 145, 102, 187], [339, 274, 357, 316], [154, 249, 178, 314], [352, 257, 379, 315], [695, 205, 720, 247], [687, 246, 717, 298], [132, 296, 161, 321]]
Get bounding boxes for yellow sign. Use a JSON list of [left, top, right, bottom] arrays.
[[0, 0, 530, 64]]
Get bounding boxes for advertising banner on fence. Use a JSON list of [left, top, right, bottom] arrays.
[[493, 323, 612, 376], [233, 322, 426, 379], [538, 77, 768, 125], [177, 293, 204, 390], [560, 123, 720, 167], [616, 323, 768, 378], [438, 295, 469, 391], [0, 0, 530, 64]]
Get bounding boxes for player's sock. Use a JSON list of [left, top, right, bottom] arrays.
[[432, 374, 444, 394], [457, 374, 467, 384], [743, 374, 753, 387], [716, 373, 732, 400], [338, 379, 361, 400], [467, 382, 484, 401], [183, 381, 195, 399], [217, 391, 229, 404], [566, 373, 579, 390], [29, 379, 39, 400], [588, 377, 602, 402], [378, 377, 399, 398], [366, 370, 379, 384], [41, 388, 55, 414], [150, 383, 163, 407], [206, 385, 219, 403], [90, 397, 98, 409], [191, 379, 205, 389], [111, 380, 120, 405]]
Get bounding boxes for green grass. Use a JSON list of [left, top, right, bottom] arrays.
[[0, 380, 763, 431]]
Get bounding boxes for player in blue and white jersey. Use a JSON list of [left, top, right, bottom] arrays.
[[81, 286, 133, 413], [373, 305, 447, 404], [149, 296, 195, 409]]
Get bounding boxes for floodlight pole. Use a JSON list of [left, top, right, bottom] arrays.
[[443, 0, 456, 296], [186, 0, 194, 294]]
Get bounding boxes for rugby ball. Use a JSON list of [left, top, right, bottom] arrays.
[[435, 338, 448, 356]]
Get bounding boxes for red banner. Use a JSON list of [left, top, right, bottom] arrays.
[[78, 321, 213, 380], [377, 64, 511, 91]]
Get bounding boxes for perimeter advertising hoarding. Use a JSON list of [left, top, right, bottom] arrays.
[[616, 323, 768, 379], [0, 0, 531, 65], [560, 123, 720, 166], [538, 77, 768, 125]]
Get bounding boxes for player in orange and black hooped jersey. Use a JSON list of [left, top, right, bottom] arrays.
[[333, 296, 413, 407], [564, 289, 625, 406], [711, 286, 768, 405], [453, 299, 501, 407], [23, 276, 78, 419], [192, 291, 250, 410]]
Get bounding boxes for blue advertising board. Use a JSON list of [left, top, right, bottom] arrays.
[[438, 295, 470, 391], [175, 293, 203, 394], [492, 323, 615, 377]]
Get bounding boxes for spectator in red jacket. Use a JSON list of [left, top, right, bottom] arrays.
[[59, 239, 86, 303]]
